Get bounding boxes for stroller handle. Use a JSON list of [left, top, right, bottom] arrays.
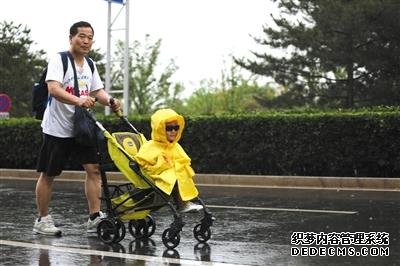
[[109, 98, 124, 118], [86, 98, 141, 135], [109, 98, 141, 134]]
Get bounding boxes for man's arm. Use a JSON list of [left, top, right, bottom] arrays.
[[47, 80, 96, 108], [90, 88, 121, 112]]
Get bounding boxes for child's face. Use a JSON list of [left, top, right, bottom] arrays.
[[166, 121, 179, 142]]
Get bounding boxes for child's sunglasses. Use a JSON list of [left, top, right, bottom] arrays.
[[166, 125, 180, 132]]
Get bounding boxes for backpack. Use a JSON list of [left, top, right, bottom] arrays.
[[32, 51, 95, 120]]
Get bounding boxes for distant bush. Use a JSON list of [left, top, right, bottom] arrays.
[[1, 108, 399, 177]]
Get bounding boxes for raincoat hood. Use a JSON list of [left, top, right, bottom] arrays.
[[151, 108, 185, 145], [134, 108, 198, 200]]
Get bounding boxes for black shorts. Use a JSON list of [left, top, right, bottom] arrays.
[[36, 133, 98, 177]]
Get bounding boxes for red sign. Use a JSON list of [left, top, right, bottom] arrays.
[[0, 94, 11, 112]]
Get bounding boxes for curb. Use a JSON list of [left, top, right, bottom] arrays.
[[1, 169, 399, 191]]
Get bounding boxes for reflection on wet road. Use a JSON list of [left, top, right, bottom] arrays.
[[0, 179, 399, 265]]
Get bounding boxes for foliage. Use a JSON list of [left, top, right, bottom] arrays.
[[183, 109, 400, 177], [112, 35, 184, 115], [182, 64, 276, 115], [1, 109, 399, 177], [0, 21, 46, 117], [235, 0, 400, 108], [88, 48, 106, 78], [87, 48, 109, 115]]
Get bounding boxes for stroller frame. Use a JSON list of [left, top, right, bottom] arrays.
[[88, 111, 215, 249]]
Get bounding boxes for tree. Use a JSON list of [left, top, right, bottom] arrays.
[[183, 80, 220, 115], [183, 64, 276, 115], [235, 0, 400, 108], [217, 64, 276, 113], [112, 35, 183, 115], [88, 48, 105, 78], [87, 48, 110, 115], [0, 21, 46, 117]]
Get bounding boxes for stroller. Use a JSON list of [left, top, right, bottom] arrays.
[[88, 108, 215, 249]]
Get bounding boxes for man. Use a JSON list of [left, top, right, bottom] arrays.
[[33, 21, 121, 236]]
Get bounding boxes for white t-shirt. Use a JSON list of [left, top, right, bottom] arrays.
[[42, 53, 103, 138]]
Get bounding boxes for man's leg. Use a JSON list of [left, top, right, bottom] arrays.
[[33, 172, 61, 236], [83, 163, 101, 215], [83, 163, 104, 233], [35, 172, 55, 217]]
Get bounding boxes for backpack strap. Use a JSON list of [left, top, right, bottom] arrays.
[[59, 51, 69, 77], [65, 51, 80, 97], [85, 56, 95, 74], [44, 52, 69, 107], [60, 51, 95, 75], [61, 51, 95, 98]]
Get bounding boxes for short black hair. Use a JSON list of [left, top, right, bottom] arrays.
[[70, 21, 94, 36]]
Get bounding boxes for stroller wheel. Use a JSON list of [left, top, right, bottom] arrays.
[[128, 215, 156, 239], [128, 219, 146, 239], [162, 228, 180, 249], [97, 219, 118, 244], [144, 215, 156, 237], [193, 223, 211, 243], [114, 219, 126, 243]]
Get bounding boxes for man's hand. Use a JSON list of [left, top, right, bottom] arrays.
[[109, 98, 121, 113], [77, 96, 96, 108]]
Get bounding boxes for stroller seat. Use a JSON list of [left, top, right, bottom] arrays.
[[107, 132, 148, 189]]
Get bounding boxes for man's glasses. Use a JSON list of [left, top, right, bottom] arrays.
[[166, 125, 180, 132]]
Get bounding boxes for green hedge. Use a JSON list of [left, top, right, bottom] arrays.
[[1, 110, 399, 177]]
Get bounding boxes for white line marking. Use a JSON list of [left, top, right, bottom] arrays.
[[207, 205, 357, 214], [0, 240, 247, 266]]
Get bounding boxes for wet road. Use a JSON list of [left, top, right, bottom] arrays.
[[0, 178, 399, 265]]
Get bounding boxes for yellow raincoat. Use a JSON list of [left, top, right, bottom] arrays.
[[134, 109, 199, 201]]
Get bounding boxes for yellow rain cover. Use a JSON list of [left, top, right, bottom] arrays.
[[105, 131, 149, 189], [134, 109, 199, 201], [111, 191, 149, 221]]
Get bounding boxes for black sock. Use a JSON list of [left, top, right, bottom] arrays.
[[89, 212, 100, 220]]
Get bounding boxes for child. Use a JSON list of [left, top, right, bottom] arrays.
[[134, 108, 203, 213]]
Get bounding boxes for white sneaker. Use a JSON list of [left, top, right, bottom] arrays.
[[86, 211, 106, 233], [33, 215, 62, 236], [180, 202, 203, 213]]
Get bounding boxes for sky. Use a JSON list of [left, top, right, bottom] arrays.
[[1, 0, 278, 96]]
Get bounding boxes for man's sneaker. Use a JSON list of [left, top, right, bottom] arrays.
[[180, 202, 203, 213], [86, 211, 106, 233], [33, 215, 62, 236]]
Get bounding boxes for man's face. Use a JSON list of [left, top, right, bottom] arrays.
[[70, 27, 94, 55]]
